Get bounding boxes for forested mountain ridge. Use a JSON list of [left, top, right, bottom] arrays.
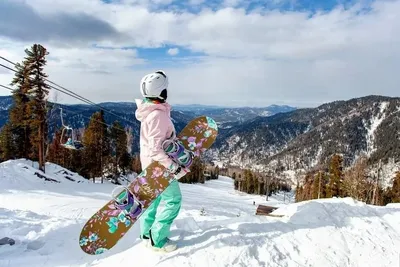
[[0, 95, 294, 153], [211, 95, 400, 184]]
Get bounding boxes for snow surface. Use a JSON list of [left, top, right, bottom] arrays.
[[1, 160, 400, 267], [365, 101, 389, 156]]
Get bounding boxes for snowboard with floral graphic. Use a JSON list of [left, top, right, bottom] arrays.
[[79, 116, 218, 255]]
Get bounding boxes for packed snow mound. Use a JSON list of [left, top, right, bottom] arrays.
[[0, 159, 89, 188], [0, 165, 399, 267]]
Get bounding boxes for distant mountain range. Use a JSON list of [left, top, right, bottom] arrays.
[[0, 95, 296, 152], [173, 104, 296, 127]]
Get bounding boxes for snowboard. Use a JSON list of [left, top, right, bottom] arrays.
[[79, 116, 218, 255]]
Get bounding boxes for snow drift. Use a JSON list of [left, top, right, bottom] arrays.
[[0, 159, 399, 267]]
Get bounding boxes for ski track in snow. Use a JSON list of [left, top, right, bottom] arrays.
[[0, 159, 400, 267]]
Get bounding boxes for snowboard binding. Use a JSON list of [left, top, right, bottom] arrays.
[[111, 186, 143, 219], [163, 139, 194, 168]]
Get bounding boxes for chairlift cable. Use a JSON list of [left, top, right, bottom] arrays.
[[0, 85, 127, 133], [0, 57, 137, 126]]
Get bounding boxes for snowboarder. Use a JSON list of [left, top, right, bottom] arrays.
[[135, 70, 189, 252]]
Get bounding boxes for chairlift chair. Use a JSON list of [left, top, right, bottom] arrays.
[[59, 108, 84, 150]]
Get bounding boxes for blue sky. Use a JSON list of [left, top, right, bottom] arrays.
[[99, 0, 371, 13], [92, 44, 207, 69], [135, 46, 207, 69]]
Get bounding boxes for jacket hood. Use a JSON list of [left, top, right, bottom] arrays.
[[135, 98, 171, 122]]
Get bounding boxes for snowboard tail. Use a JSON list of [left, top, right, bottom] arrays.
[[79, 116, 218, 255]]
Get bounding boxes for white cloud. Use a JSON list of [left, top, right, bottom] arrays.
[[0, 0, 400, 107], [49, 47, 144, 71], [167, 48, 179, 56]]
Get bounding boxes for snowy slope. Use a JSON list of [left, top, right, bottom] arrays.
[[0, 159, 89, 186], [0, 160, 400, 267]]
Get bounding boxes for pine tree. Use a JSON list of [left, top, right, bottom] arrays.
[[302, 172, 313, 200], [312, 172, 320, 199], [208, 169, 213, 180], [82, 110, 110, 181], [213, 166, 220, 179], [110, 121, 131, 178], [0, 123, 14, 160], [259, 180, 265, 195], [255, 175, 260, 195], [319, 171, 329, 198], [180, 157, 204, 184], [242, 169, 249, 192], [343, 155, 369, 201], [198, 159, 206, 183], [9, 60, 32, 159], [24, 44, 51, 172], [248, 171, 255, 194], [132, 154, 142, 174], [389, 171, 400, 203], [237, 173, 242, 191], [47, 129, 63, 165], [326, 154, 344, 198], [295, 183, 304, 202]]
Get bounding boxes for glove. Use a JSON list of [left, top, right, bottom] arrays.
[[168, 162, 190, 180]]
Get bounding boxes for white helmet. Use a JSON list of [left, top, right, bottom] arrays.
[[140, 70, 168, 99]]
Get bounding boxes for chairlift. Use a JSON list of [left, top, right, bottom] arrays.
[[59, 108, 84, 150]]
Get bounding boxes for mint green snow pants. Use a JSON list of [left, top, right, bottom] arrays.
[[140, 179, 182, 248]]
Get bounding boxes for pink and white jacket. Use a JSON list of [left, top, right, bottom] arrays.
[[135, 99, 176, 170]]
